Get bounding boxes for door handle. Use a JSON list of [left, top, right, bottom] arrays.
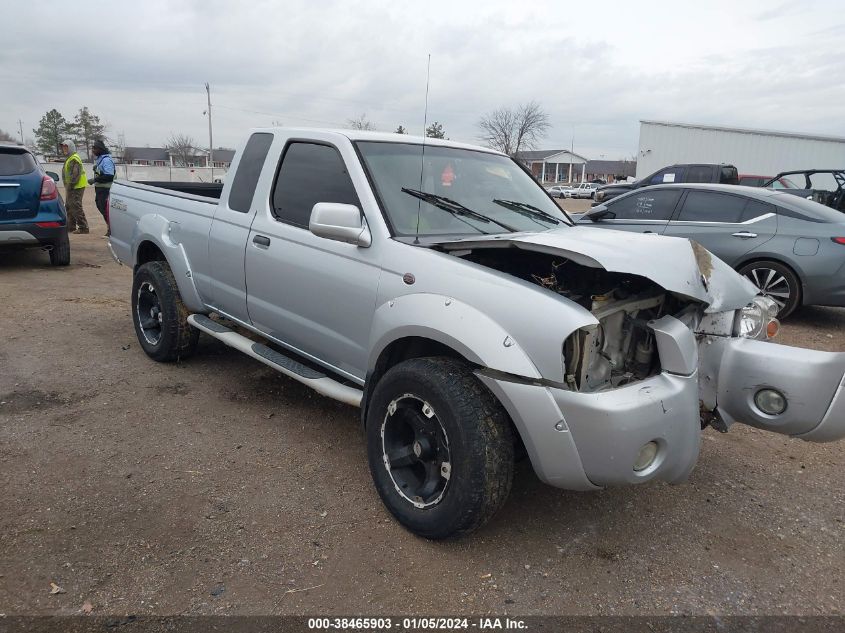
[[252, 235, 271, 248], [732, 231, 758, 239]]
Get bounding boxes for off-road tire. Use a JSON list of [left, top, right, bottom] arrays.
[[131, 261, 199, 362], [366, 357, 514, 539], [737, 259, 801, 319], [49, 230, 70, 266]]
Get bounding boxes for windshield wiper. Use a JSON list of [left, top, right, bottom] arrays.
[[401, 188, 519, 233], [492, 198, 567, 225]]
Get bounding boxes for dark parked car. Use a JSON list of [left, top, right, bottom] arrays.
[[0, 143, 69, 266], [594, 163, 739, 205], [762, 170, 845, 213], [580, 183, 845, 318]]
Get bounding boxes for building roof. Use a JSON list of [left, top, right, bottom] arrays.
[[586, 159, 637, 176], [209, 148, 236, 162], [516, 149, 589, 163], [124, 147, 169, 161], [640, 120, 845, 145]]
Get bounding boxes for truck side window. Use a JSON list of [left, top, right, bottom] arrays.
[[685, 165, 713, 183], [229, 133, 274, 212], [272, 142, 360, 228], [649, 167, 684, 185]]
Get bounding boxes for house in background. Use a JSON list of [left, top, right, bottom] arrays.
[[516, 149, 588, 183], [584, 159, 637, 183], [122, 146, 236, 168], [122, 147, 169, 166]]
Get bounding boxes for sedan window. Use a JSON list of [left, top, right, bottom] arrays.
[[607, 189, 682, 220], [676, 191, 747, 223]]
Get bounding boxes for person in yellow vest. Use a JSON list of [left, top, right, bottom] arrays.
[[61, 139, 89, 234]]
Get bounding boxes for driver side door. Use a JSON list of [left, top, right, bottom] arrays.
[[244, 141, 382, 382]]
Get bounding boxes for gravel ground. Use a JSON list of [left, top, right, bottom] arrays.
[[1, 196, 844, 617]]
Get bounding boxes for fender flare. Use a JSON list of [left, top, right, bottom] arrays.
[[131, 214, 205, 313], [368, 293, 543, 381]]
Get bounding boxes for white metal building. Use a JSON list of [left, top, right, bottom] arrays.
[[636, 120, 845, 179]]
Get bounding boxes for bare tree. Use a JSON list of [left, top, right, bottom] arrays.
[[347, 113, 375, 131], [0, 128, 16, 142], [477, 101, 551, 157], [166, 133, 198, 167]]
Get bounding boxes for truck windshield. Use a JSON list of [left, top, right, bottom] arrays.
[[356, 141, 570, 236]]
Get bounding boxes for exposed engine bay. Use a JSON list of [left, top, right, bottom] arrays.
[[452, 248, 697, 392]]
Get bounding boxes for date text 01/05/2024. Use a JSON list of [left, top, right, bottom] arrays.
[[307, 617, 527, 630]]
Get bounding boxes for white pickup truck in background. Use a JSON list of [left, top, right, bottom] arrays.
[[107, 128, 845, 539]]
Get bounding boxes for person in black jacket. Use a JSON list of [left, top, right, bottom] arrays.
[[90, 139, 115, 236]]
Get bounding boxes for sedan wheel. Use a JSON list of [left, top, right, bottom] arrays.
[[738, 260, 801, 319]]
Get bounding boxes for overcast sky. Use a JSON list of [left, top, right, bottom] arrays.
[[2, 0, 843, 159]]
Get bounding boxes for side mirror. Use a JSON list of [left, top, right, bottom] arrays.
[[309, 202, 372, 247], [586, 206, 615, 222], [45, 170, 60, 182]]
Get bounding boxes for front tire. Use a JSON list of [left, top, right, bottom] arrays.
[[49, 230, 70, 266], [131, 261, 199, 362], [737, 260, 801, 318], [366, 357, 514, 539]]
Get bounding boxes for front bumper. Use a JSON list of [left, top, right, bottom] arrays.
[[477, 369, 702, 490], [700, 337, 845, 442]]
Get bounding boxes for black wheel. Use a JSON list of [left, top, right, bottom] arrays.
[[131, 261, 199, 362], [366, 357, 514, 539], [49, 230, 70, 266], [737, 260, 801, 318]]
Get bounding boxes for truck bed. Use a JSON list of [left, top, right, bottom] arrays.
[[136, 181, 224, 199]]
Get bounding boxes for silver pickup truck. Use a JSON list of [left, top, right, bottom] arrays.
[[108, 128, 845, 539]]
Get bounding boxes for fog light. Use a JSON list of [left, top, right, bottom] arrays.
[[754, 388, 787, 415], [634, 441, 659, 472]]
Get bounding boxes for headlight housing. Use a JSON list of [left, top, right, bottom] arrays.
[[738, 296, 780, 340]]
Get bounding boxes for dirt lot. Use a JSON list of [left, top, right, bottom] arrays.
[[1, 196, 844, 617]]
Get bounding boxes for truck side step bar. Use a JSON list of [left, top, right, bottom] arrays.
[[187, 314, 363, 407]]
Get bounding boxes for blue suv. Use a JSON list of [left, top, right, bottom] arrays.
[[0, 143, 70, 266]]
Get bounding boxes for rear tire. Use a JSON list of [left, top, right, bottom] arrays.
[[737, 259, 801, 318], [131, 261, 199, 362], [49, 230, 70, 266], [366, 357, 514, 539]]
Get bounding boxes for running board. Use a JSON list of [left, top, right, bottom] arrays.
[[187, 314, 362, 407]]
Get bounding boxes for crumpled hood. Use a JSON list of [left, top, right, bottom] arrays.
[[436, 226, 758, 312]]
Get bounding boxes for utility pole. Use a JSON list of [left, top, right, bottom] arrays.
[[17, 119, 24, 144], [205, 82, 214, 180]]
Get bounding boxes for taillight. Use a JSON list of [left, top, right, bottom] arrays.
[[831, 237, 845, 245], [40, 175, 58, 201], [36, 221, 62, 228]]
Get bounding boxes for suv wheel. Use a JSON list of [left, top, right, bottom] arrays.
[[131, 261, 199, 362], [366, 357, 514, 539], [49, 230, 70, 266], [737, 260, 801, 318]]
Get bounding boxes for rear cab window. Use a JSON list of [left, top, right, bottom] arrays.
[[271, 142, 360, 228], [0, 149, 37, 176], [228, 133, 274, 212]]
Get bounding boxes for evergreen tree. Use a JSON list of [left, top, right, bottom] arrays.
[[71, 107, 107, 160], [395, 125, 407, 134], [33, 109, 70, 157], [425, 121, 446, 139]]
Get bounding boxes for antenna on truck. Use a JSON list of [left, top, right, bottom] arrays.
[[413, 54, 431, 245]]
